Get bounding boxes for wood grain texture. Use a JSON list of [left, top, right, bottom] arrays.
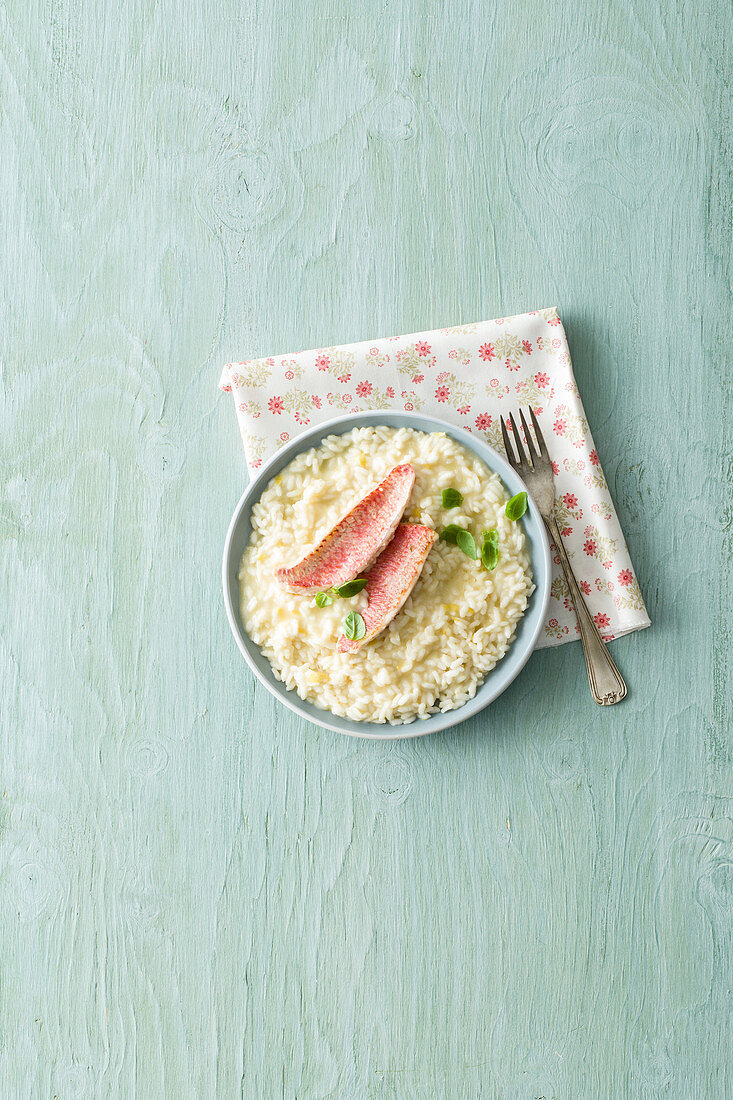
[[1, 0, 730, 1096]]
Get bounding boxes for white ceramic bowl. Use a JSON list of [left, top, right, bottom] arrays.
[[223, 411, 551, 738]]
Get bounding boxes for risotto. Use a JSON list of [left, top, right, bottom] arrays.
[[239, 426, 534, 724]]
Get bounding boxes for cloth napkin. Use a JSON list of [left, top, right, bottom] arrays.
[[219, 308, 650, 647]]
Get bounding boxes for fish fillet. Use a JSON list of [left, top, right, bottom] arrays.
[[275, 463, 415, 593], [337, 523, 437, 653]]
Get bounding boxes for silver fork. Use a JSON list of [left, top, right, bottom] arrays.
[[502, 407, 627, 705]]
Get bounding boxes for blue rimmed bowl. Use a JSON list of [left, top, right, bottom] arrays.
[[223, 411, 551, 739]]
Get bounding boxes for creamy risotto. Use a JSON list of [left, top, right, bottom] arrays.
[[239, 426, 534, 724]]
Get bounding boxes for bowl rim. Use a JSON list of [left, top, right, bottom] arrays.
[[222, 410, 552, 739]]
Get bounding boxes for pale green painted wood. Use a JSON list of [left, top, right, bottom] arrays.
[[1, 0, 730, 1096]]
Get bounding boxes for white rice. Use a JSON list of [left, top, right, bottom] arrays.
[[239, 426, 534, 725]]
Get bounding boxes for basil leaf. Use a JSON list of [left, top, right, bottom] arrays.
[[456, 529, 477, 560], [343, 611, 366, 641], [441, 487, 463, 509], [315, 591, 333, 608], [334, 578, 367, 598], [505, 491, 528, 521], [439, 524, 464, 545], [482, 543, 499, 570], [440, 524, 477, 560], [480, 529, 499, 571]]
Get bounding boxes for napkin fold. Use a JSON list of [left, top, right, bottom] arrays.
[[220, 308, 650, 648]]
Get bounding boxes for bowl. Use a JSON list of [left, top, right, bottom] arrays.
[[222, 411, 551, 739]]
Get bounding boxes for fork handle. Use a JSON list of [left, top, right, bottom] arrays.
[[544, 516, 627, 705]]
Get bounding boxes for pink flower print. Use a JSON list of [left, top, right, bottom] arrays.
[[551, 460, 559, 475], [505, 357, 520, 371], [284, 369, 295, 380], [475, 412, 492, 431], [457, 405, 470, 415], [343, 394, 352, 404], [479, 343, 495, 362], [221, 382, 232, 393], [522, 340, 532, 355], [251, 459, 262, 468], [312, 394, 322, 409], [268, 396, 284, 414], [589, 449, 600, 466], [448, 349, 457, 359], [315, 353, 330, 371], [337, 372, 351, 384], [294, 411, 310, 425], [553, 419, 567, 435], [583, 539, 597, 556], [535, 372, 550, 388], [386, 386, 395, 398], [413, 374, 424, 384], [356, 381, 373, 398], [548, 618, 559, 628], [435, 385, 450, 402], [436, 371, 449, 384], [404, 401, 414, 411], [238, 402, 246, 412], [489, 377, 500, 389], [562, 492, 578, 509], [552, 338, 561, 348], [547, 315, 561, 327], [594, 612, 611, 629], [416, 341, 431, 356], [580, 580, 591, 595], [561, 526, 572, 538], [369, 346, 379, 355], [603, 561, 612, 570], [279, 431, 290, 442], [618, 568, 633, 587]]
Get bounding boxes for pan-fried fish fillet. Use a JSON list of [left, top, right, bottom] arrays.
[[337, 523, 437, 653], [275, 463, 415, 593]]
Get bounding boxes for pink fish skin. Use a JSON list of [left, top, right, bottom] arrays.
[[337, 523, 437, 653], [275, 463, 416, 593]]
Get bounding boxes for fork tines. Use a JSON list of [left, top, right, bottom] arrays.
[[501, 406, 548, 469]]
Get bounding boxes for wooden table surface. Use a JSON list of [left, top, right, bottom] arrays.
[[2, 1, 730, 1096]]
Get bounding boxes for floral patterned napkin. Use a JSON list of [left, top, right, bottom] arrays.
[[219, 308, 650, 647]]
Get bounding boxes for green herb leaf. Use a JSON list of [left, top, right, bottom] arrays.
[[334, 578, 368, 598], [440, 524, 477, 560], [315, 591, 333, 608], [505, 491, 528, 521], [456, 529, 477, 560], [441, 487, 463, 509], [480, 529, 499, 571], [343, 611, 366, 641], [439, 524, 463, 544]]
